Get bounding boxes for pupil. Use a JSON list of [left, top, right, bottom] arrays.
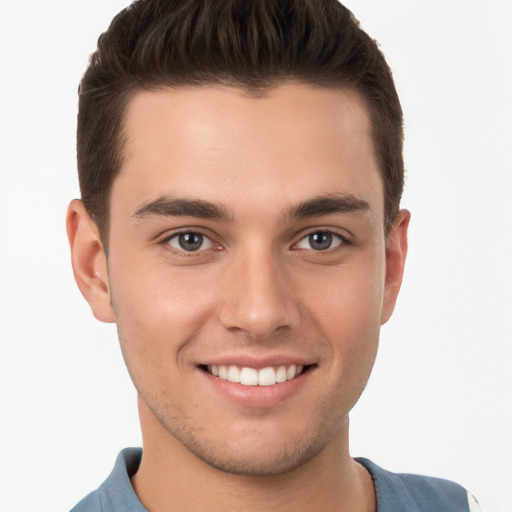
[[179, 233, 203, 251], [309, 232, 332, 251]]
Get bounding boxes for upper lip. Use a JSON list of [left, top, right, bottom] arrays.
[[197, 353, 315, 369]]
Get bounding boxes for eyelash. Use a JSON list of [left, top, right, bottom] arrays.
[[160, 230, 220, 257], [294, 230, 348, 251], [159, 228, 350, 257]]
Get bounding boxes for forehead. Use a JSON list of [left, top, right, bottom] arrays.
[[114, 83, 383, 223]]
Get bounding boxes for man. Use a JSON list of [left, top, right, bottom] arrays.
[[67, 0, 479, 510]]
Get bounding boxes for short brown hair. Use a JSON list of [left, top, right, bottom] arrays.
[[77, 0, 404, 242]]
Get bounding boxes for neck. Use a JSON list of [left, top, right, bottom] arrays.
[[131, 402, 376, 512]]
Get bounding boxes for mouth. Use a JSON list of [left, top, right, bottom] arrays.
[[200, 364, 314, 386]]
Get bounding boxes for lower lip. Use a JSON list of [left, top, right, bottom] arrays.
[[198, 367, 312, 407]]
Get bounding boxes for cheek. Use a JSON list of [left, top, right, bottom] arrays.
[[302, 256, 385, 374], [306, 257, 385, 332], [108, 259, 218, 365]]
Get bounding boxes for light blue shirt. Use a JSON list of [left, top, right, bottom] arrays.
[[71, 448, 476, 511]]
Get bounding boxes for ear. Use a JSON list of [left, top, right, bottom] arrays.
[[381, 209, 410, 324], [66, 199, 115, 323]]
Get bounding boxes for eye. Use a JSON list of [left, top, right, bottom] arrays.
[[295, 231, 344, 251], [165, 232, 214, 252]]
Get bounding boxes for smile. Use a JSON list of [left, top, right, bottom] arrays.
[[206, 364, 306, 386]]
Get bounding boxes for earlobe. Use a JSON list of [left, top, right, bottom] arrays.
[[381, 209, 410, 325], [66, 199, 115, 323]]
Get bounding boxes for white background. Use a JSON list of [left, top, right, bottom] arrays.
[[0, 1, 511, 511]]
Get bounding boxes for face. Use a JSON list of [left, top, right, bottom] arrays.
[[69, 83, 408, 475]]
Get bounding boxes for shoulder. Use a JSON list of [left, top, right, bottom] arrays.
[[69, 448, 145, 512], [356, 458, 478, 512], [70, 490, 102, 512]]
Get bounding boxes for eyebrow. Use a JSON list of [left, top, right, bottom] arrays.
[[132, 193, 369, 223], [133, 196, 234, 223], [286, 194, 370, 220]]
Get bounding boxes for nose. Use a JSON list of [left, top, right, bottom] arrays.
[[217, 249, 301, 340]]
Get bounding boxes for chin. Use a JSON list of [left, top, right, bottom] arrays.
[[156, 407, 346, 477], [182, 435, 326, 476]]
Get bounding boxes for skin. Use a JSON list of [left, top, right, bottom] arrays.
[[67, 83, 409, 512]]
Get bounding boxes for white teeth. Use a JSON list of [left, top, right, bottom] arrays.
[[218, 366, 228, 380], [240, 367, 258, 386], [207, 364, 306, 386], [227, 365, 240, 383], [276, 365, 287, 383], [258, 367, 276, 386]]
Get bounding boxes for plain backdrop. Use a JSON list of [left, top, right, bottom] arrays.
[[0, 1, 511, 511]]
